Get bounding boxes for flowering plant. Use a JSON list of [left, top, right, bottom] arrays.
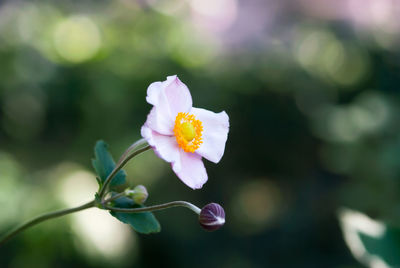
[[0, 76, 229, 246]]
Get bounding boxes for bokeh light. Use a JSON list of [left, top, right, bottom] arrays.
[[146, 0, 186, 16], [231, 179, 283, 235], [57, 166, 136, 263], [190, 0, 238, 32], [294, 27, 370, 86], [339, 208, 390, 268], [53, 15, 101, 63], [0, 152, 25, 227]]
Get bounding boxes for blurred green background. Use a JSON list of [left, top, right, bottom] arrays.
[[1, 0, 400, 267]]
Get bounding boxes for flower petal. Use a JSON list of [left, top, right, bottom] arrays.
[[163, 76, 192, 116], [141, 125, 180, 165], [172, 151, 207, 189], [145, 75, 192, 122], [191, 107, 229, 163], [143, 107, 174, 135], [146, 76, 176, 106]]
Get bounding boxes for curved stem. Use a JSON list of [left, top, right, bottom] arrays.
[[105, 201, 201, 215], [0, 200, 95, 247], [116, 138, 147, 167], [102, 192, 127, 205], [98, 145, 151, 198]]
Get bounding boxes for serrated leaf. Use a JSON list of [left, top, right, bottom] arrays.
[[339, 208, 400, 267], [92, 140, 126, 188], [109, 195, 161, 234]]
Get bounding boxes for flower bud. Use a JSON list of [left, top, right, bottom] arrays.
[[125, 185, 148, 205], [199, 203, 225, 231]]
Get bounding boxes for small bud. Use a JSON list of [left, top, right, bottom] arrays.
[[125, 185, 148, 205], [199, 203, 225, 231], [133, 185, 148, 204]]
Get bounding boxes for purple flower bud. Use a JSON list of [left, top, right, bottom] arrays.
[[199, 203, 225, 231]]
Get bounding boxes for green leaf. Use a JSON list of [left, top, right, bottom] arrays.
[[339, 208, 400, 267], [109, 195, 161, 234], [92, 140, 126, 188]]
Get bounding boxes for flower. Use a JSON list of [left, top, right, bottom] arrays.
[[199, 203, 225, 231], [141, 75, 229, 189]]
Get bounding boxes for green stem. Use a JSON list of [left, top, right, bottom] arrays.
[[102, 192, 127, 205], [98, 144, 151, 199], [116, 138, 147, 166], [0, 200, 95, 247], [105, 201, 201, 215]]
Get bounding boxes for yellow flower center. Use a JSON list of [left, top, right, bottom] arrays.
[[174, 112, 203, 153], [180, 122, 196, 142]]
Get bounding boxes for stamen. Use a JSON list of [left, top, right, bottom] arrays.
[[173, 112, 203, 153]]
